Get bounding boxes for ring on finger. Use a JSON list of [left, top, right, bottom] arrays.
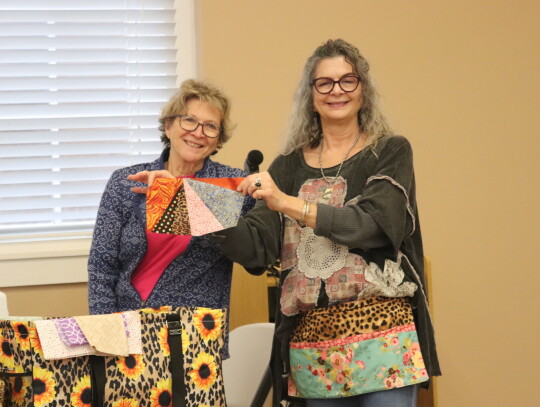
[[254, 177, 262, 188]]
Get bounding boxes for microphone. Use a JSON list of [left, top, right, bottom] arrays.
[[244, 149, 264, 174]]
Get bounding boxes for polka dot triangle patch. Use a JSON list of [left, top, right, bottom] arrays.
[[146, 177, 245, 236]]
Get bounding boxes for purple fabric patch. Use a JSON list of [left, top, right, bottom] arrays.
[[54, 318, 87, 346], [54, 314, 130, 347]]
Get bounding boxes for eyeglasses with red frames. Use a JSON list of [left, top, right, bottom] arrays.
[[311, 74, 360, 94], [172, 114, 221, 138]]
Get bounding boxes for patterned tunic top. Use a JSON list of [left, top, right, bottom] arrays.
[[217, 135, 441, 399]]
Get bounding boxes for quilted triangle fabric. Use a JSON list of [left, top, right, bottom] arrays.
[[146, 177, 245, 236], [183, 181, 225, 236], [184, 178, 245, 230]]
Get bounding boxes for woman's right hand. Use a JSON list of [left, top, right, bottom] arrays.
[[127, 170, 175, 194], [237, 172, 291, 213]]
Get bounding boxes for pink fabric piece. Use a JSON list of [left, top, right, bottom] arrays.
[[184, 178, 244, 229], [183, 180, 225, 236], [55, 315, 131, 347], [132, 174, 194, 301], [35, 319, 95, 360], [281, 177, 369, 316], [123, 311, 142, 355], [131, 232, 191, 302], [35, 312, 143, 360]]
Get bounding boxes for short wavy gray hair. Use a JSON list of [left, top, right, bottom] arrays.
[[159, 79, 234, 150], [283, 39, 392, 154]]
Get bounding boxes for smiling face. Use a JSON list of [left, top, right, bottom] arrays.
[[312, 56, 362, 127], [165, 98, 222, 174]]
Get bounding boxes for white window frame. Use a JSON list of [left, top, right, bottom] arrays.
[[0, 0, 197, 287]]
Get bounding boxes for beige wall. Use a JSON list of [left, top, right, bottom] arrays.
[[1, 1, 539, 406], [195, 1, 540, 406], [1, 283, 88, 317]]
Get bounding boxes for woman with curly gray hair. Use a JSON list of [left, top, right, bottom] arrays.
[[217, 39, 441, 406], [283, 39, 392, 155]]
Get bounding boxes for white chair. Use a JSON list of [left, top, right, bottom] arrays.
[[223, 322, 274, 407], [0, 291, 8, 317]]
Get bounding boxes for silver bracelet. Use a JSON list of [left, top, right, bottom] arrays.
[[298, 200, 311, 227]]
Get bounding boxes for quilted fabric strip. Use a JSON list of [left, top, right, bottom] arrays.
[[146, 178, 183, 231], [146, 177, 245, 236], [34, 319, 95, 360], [74, 314, 129, 356], [194, 177, 244, 191], [183, 180, 225, 236], [184, 178, 244, 229]]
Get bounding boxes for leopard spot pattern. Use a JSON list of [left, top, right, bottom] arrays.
[[102, 307, 226, 406], [290, 297, 415, 343], [1, 307, 227, 407]]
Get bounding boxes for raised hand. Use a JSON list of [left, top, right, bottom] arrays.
[[128, 170, 175, 194], [237, 172, 289, 212]]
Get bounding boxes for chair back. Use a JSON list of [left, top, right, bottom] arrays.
[[223, 322, 274, 407]]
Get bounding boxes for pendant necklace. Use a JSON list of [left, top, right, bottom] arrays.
[[318, 133, 362, 200]]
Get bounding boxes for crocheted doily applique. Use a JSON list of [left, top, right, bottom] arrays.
[[281, 177, 348, 272], [362, 255, 417, 298], [296, 227, 349, 280]]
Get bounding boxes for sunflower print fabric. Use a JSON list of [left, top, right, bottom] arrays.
[[101, 306, 227, 407], [1, 317, 93, 407], [70, 375, 92, 407], [149, 379, 172, 407], [193, 309, 223, 343], [188, 353, 218, 391], [9, 367, 30, 406], [1, 320, 34, 407], [0, 306, 227, 407], [112, 398, 140, 407]]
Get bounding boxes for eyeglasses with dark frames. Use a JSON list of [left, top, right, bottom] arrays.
[[311, 74, 361, 94], [172, 114, 221, 138]]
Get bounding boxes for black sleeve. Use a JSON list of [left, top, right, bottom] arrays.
[[314, 136, 416, 253], [215, 199, 281, 272]]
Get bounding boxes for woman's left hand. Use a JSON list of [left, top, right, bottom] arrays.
[[237, 172, 289, 212]]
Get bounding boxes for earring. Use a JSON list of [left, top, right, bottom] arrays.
[[211, 141, 223, 156], [309, 131, 320, 143], [309, 112, 321, 144]]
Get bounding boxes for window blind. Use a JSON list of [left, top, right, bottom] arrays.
[[0, 0, 185, 241]]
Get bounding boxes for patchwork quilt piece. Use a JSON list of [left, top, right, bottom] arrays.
[[146, 177, 245, 236]]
